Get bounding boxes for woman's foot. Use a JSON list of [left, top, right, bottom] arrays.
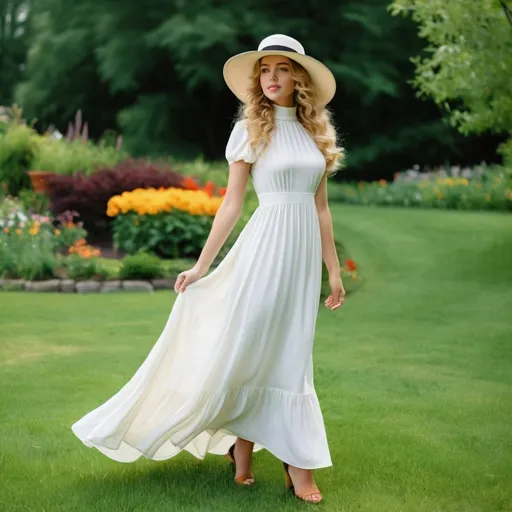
[[226, 438, 255, 485], [284, 463, 323, 503]]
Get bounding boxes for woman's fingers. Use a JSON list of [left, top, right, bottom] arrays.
[[325, 287, 345, 310], [179, 276, 188, 292], [174, 274, 185, 293]]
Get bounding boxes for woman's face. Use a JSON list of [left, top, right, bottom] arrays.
[[259, 55, 296, 107]]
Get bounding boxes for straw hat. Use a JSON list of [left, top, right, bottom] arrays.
[[223, 34, 336, 107]]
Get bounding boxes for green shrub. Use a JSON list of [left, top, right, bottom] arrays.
[[112, 210, 214, 259], [0, 122, 38, 195], [18, 189, 50, 215], [0, 230, 57, 280], [31, 137, 125, 176], [332, 166, 511, 211], [160, 258, 198, 278], [64, 254, 108, 280], [119, 252, 164, 280]]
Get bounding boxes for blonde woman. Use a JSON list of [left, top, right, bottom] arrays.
[[71, 34, 345, 505]]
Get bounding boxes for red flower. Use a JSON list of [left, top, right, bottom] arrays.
[[218, 187, 227, 197], [182, 176, 200, 190], [345, 258, 357, 271], [203, 180, 216, 197]]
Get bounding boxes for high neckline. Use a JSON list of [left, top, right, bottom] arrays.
[[272, 104, 297, 120]]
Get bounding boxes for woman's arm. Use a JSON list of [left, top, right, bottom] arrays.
[[314, 171, 345, 310], [193, 160, 252, 274], [175, 160, 251, 293]]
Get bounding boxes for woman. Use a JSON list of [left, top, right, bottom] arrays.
[[71, 33, 345, 505]]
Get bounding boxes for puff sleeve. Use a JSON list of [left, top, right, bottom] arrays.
[[225, 120, 257, 165]]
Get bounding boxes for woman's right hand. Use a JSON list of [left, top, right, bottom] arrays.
[[174, 265, 208, 293]]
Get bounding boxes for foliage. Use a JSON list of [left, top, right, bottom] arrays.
[[0, 1, 31, 106], [108, 185, 222, 258], [14, 0, 493, 178], [333, 165, 512, 211], [0, 222, 57, 280], [17, 188, 50, 215], [389, 0, 512, 161], [64, 253, 108, 280], [0, 120, 38, 195], [46, 159, 187, 237], [111, 210, 213, 259], [31, 137, 125, 175], [118, 252, 164, 280], [0, 197, 89, 279]]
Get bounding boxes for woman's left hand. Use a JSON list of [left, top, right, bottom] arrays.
[[325, 273, 345, 311]]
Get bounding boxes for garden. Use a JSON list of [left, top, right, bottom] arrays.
[[0, 107, 361, 296], [1, 0, 512, 510]]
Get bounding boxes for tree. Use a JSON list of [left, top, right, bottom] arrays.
[[389, 0, 512, 165], [14, 0, 504, 177], [0, 1, 30, 105]]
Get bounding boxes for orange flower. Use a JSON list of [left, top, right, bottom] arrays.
[[379, 179, 387, 186], [15, 229, 22, 235], [3, 227, 9, 234], [345, 258, 357, 271], [181, 176, 200, 190], [218, 187, 227, 197]]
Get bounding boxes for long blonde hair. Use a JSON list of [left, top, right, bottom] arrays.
[[236, 57, 344, 175]]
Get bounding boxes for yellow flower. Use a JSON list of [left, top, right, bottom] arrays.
[[106, 186, 222, 217], [15, 229, 22, 235], [54, 229, 61, 236], [484, 193, 490, 201]]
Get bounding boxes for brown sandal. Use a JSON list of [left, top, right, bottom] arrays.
[[283, 462, 323, 504], [225, 443, 255, 486]]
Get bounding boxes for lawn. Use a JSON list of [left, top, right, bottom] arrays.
[[1, 204, 511, 512]]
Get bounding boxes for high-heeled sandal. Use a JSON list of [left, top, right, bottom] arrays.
[[224, 443, 255, 486], [283, 462, 323, 504]]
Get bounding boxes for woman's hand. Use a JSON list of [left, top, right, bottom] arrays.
[[324, 273, 345, 310], [174, 265, 208, 293]]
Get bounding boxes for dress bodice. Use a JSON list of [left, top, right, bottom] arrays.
[[225, 104, 327, 196]]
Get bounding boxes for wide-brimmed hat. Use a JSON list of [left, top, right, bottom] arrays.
[[223, 34, 336, 107]]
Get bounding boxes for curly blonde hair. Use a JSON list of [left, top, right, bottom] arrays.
[[235, 57, 344, 175]]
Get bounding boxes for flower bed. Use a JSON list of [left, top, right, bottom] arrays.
[[107, 186, 224, 258], [333, 164, 512, 211]]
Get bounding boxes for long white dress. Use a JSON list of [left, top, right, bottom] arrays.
[[71, 104, 333, 470]]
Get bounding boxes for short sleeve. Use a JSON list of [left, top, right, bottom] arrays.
[[225, 120, 257, 165]]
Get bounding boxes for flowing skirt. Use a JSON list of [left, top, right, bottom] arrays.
[[71, 191, 332, 469]]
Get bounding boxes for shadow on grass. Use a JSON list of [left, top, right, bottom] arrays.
[[68, 455, 298, 511]]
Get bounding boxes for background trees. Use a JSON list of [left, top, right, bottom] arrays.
[[4, 0, 508, 179]]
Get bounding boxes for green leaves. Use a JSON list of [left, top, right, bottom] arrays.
[[112, 210, 214, 259], [389, 0, 512, 152]]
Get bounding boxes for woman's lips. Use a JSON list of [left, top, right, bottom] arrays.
[[268, 85, 281, 91]]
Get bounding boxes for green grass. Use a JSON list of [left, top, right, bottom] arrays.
[[1, 204, 511, 511]]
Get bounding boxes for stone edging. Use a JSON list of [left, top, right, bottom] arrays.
[[0, 278, 177, 293]]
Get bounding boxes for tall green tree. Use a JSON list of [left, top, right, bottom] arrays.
[[0, 0, 30, 105], [14, 0, 503, 177], [389, 0, 512, 165]]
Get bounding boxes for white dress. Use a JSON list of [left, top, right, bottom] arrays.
[[71, 104, 332, 470]]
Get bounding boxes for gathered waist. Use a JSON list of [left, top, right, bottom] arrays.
[[257, 192, 315, 206]]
